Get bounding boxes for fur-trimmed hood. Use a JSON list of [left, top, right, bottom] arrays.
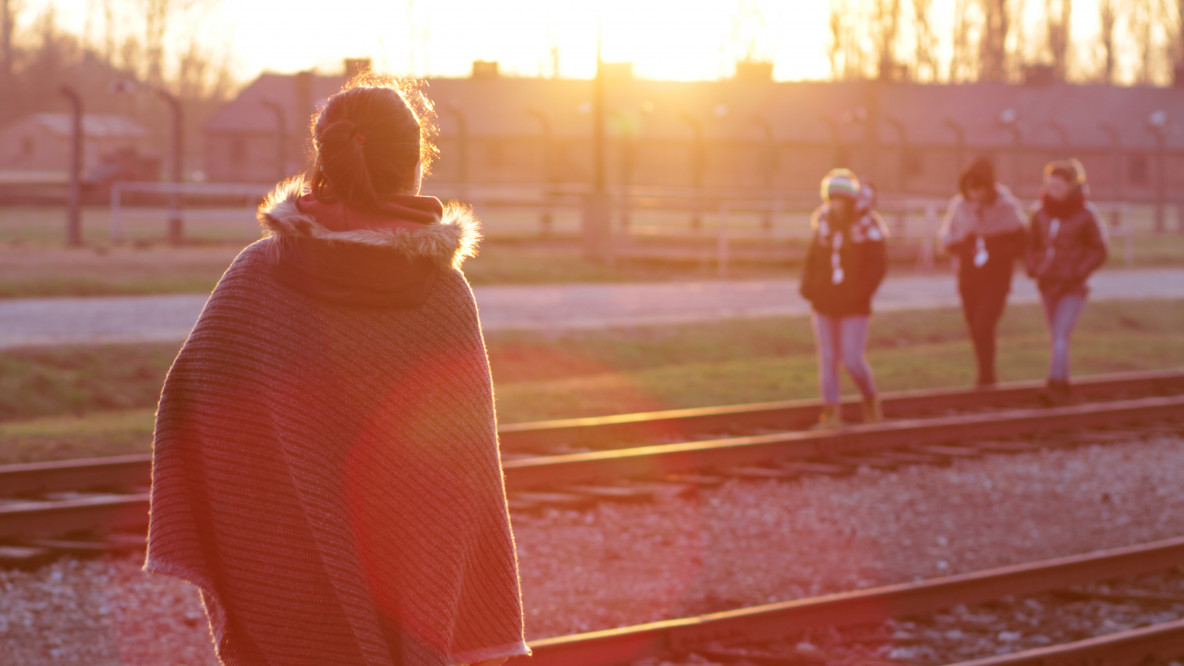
[[252, 178, 482, 308], [257, 177, 481, 271]]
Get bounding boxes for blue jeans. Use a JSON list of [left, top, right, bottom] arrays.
[[1040, 292, 1087, 382], [812, 314, 877, 404]]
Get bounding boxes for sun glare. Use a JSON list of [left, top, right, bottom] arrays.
[[31, 0, 833, 82], [594, 0, 832, 81]]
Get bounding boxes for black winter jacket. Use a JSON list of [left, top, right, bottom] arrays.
[[1026, 194, 1108, 299], [947, 227, 1027, 293], [799, 206, 888, 317]]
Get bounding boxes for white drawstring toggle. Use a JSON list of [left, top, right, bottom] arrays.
[[831, 233, 844, 284], [973, 235, 989, 268]]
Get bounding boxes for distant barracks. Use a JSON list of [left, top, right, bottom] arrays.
[[203, 60, 1184, 202]]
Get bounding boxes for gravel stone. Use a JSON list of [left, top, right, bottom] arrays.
[[2, 434, 1184, 664]]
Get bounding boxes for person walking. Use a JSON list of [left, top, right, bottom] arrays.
[[799, 169, 888, 428], [144, 76, 528, 666], [1026, 159, 1108, 404], [940, 157, 1028, 387]]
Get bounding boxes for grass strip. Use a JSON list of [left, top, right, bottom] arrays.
[[0, 299, 1180, 464]]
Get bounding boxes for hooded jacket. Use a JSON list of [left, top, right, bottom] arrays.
[[799, 203, 888, 317], [145, 178, 529, 666], [1026, 187, 1109, 298]]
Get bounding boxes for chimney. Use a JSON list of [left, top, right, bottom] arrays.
[[344, 58, 372, 79], [294, 70, 315, 129], [472, 60, 499, 79], [1024, 64, 1057, 86], [600, 62, 634, 81], [877, 61, 909, 83], [735, 60, 773, 83]]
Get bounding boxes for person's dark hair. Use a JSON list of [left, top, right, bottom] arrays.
[[958, 156, 997, 201], [1043, 158, 1086, 186], [308, 74, 438, 212]]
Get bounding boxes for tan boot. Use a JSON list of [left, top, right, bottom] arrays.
[[862, 396, 883, 424], [810, 404, 844, 430]]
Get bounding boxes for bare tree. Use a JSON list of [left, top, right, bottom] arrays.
[[175, 37, 208, 101], [1043, 0, 1072, 79], [980, 0, 1011, 81], [829, 0, 864, 79], [724, 0, 771, 62], [142, 0, 168, 85], [912, 0, 940, 82], [140, 0, 194, 86], [117, 33, 143, 78], [21, 8, 85, 103], [874, 0, 904, 79], [175, 36, 233, 104], [828, 0, 845, 79], [1010, 0, 1030, 72], [1, 0, 19, 86], [1098, 0, 1119, 82], [950, 0, 977, 81], [102, 0, 116, 68], [1128, 0, 1159, 83], [1175, 0, 1184, 76]]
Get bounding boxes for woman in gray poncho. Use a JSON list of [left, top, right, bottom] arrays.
[[145, 76, 528, 666]]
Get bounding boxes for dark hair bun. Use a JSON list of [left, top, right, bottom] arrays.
[[308, 76, 438, 212]]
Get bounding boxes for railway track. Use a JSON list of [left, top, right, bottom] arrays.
[[1, 371, 1182, 566], [499, 369, 1184, 454], [505, 537, 1184, 665]]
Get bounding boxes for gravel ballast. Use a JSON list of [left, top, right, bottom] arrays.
[[3, 434, 1183, 665]]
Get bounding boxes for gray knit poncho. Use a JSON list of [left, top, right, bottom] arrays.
[[145, 180, 529, 666]]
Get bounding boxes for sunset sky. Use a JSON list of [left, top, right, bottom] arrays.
[[20, 0, 1131, 83]]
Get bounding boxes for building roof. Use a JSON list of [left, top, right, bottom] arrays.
[[203, 73, 346, 134], [204, 72, 1184, 150], [27, 113, 149, 139]]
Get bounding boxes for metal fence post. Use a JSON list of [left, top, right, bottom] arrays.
[[918, 202, 937, 271], [717, 203, 730, 278], [1125, 209, 1134, 267], [110, 182, 123, 243], [60, 85, 84, 247]]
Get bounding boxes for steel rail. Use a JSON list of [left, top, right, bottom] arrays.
[[948, 618, 1184, 665], [0, 493, 149, 540], [0, 396, 1180, 546], [3, 371, 1181, 498], [501, 395, 1184, 491], [507, 537, 1184, 665], [499, 369, 1184, 450], [1, 454, 151, 497]]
